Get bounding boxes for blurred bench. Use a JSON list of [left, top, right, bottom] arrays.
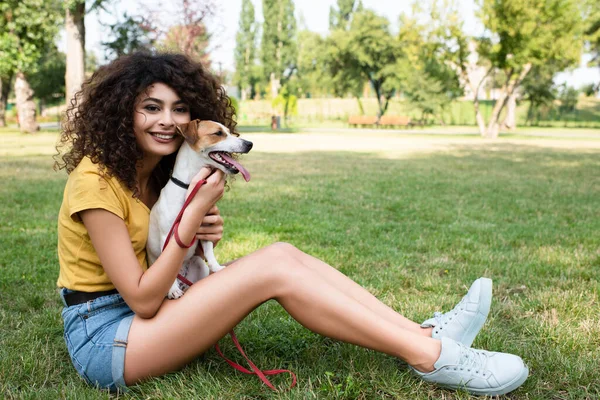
[[378, 115, 413, 128], [348, 115, 378, 127]]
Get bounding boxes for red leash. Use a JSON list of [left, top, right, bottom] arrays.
[[162, 178, 297, 391]]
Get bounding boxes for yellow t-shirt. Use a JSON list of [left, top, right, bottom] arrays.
[[56, 157, 150, 291]]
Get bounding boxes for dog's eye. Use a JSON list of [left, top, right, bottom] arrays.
[[214, 131, 223, 136]]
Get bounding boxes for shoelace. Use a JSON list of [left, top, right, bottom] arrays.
[[431, 299, 464, 328], [456, 342, 489, 376]]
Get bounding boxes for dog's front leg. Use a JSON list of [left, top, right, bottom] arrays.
[[202, 240, 225, 272], [187, 255, 210, 282], [166, 256, 210, 299]]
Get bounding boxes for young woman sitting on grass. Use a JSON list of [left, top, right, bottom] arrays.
[[55, 52, 528, 396]]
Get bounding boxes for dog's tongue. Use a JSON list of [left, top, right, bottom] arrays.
[[222, 153, 250, 182]]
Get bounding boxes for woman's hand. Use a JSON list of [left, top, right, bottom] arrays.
[[185, 167, 225, 215], [195, 205, 223, 248]]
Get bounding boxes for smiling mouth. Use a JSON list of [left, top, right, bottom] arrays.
[[150, 132, 176, 140], [209, 151, 251, 182]]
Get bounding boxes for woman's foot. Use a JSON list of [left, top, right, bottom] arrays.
[[412, 337, 529, 396], [421, 277, 492, 347]]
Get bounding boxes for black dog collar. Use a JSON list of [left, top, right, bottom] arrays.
[[170, 176, 190, 189]]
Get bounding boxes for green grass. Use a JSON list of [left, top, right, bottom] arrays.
[[1, 130, 599, 399]]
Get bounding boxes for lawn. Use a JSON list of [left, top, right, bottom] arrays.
[[1, 129, 599, 399]]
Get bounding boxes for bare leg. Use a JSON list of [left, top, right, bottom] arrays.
[[124, 242, 441, 385], [282, 244, 431, 336]]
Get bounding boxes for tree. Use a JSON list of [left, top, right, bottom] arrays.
[[520, 65, 557, 124], [0, 0, 63, 132], [63, 0, 112, 104], [234, 0, 258, 100], [451, 0, 584, 138], [329, 0, 360, 30], [584, 0, 600, 94], [102, 13, 156, 59], [296, 30, 329, 97], [395, 4, 463, 124], [160, 24, 211, 66], [323, 29, 366, 113], [64, 0, 85, 103], [28, 46, 66, 113], [261, 0, 297, 98], [345, 10, 398, 119], [557, 85, 579, 115], [160, 2, 212, 64]]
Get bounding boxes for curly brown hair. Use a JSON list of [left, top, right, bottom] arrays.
[[54, 52, 237, 197]]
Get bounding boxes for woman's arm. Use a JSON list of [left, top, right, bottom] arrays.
[[81, 169, 225, 318]]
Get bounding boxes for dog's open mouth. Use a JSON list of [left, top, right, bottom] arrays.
[[209, 152, 251, 182]]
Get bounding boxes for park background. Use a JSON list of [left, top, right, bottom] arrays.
[[1, 0, 600, 399]]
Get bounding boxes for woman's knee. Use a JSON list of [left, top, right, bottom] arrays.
[[261, 242, 310, 289], [269, 241, 299, 256]]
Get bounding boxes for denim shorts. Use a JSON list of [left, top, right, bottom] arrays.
[[60, 288, 135, 392]]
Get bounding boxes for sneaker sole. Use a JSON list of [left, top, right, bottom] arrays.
[[460, 277, 492, 347], [467, 364, 529, 396], [414, 363, 529, 396]]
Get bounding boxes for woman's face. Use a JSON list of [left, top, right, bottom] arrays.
[[133, 82, 190, 159]]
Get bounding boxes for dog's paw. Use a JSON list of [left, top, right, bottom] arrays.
[[208, 263, 225, 273], [167, 287, 184, 299], [167, 281, 184, 299]]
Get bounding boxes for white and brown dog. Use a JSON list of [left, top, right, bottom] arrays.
[[147, 119, 253, 299]]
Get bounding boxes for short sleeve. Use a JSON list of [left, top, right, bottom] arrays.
[[66, 165, 126, 222]]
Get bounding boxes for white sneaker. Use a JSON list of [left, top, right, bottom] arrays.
[[421, 277, 492, 347], [412, 337, 529, 396]]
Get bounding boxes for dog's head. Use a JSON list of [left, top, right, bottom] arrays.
[[176, 119, 253, 181]]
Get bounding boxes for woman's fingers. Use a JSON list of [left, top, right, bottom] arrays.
[[200, 215, 222, 225], [185, 167, 214, 199]]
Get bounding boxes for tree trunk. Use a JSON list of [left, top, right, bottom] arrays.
[[14, 72, 39, 133], [355, 96, 365, 115], [65, 2, 86, 103], [269, 72, 279, 98], [463, 67, 492, 136], [485, 92, 508, 139], [501, 92, 517, 131], [473, 98, 487, 135], [0, 74, 12, 127], [484, 64, 532, 139]]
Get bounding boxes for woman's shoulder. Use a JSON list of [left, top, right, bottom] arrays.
[[71, 157, 106, 177], [68, 157, 126, 195]]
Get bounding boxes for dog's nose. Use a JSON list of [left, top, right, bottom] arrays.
[[243, 139, 253, 151]]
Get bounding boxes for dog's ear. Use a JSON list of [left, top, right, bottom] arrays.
[[176, 120, 201, 145]]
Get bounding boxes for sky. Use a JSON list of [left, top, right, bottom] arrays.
[[74, 0, 600, 88]]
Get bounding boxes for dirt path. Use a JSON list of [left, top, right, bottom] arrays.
[[244, 132, 600, 156], [2, 130, 599, 157]]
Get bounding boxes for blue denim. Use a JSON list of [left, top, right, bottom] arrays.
[[60, 288, 135, 392]]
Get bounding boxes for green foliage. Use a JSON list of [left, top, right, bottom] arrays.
[[27, 46, 65, 105], [328, 0, 357, 31], [582, 83, 598, 97], [478, 0, 583, 71], [271, 84, 298, 123], [521, 65, 557, 123], [324, 9, 398, 117], [323, 29, 364, 100], [558, 85, 579, 114], [234, 0, 258, 98], [295, 30, 329, 97], [101, 13, 155, 60], [229, 95, 240, 115], [0, 0, 63, 76], [395, 5, 463, 122], [584, 0, 600, 67], [261, 0, 297, 84]]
